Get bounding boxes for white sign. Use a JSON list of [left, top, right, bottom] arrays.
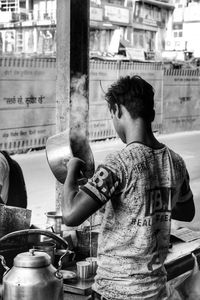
[[108, 29, 121, 54], [104, 5, 130, 24], [142, 18, 157, 27], [90, 7, 103, 21], [126, 48, 145, 60], [0, 11, 12, 23]]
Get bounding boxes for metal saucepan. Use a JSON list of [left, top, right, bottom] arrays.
[[45, 130, 95, 184]]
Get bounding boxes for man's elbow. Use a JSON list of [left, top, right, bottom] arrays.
[[185, 197, 195, 221], [187, 203, 195, 222], [172, 198, 195, 222]]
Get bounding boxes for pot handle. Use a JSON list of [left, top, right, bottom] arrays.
[[0, 229, 68, 249], [54, 249, 73, 279], [0, 255, 10, 276], [57, 250, 75, 272]]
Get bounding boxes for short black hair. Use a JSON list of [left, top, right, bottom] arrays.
[[105, 75, 155, 122]]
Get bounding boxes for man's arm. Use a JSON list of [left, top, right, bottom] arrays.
[[171, 196, 195, 222], [62, 158, 102, 227]]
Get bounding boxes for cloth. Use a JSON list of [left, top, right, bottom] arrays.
[[92, 284, 182, 300], [92, 290, 109, 300], [0, 152, 10, 204], [81, 142, 192, 300]]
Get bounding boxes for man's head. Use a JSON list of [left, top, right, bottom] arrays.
[[105, 75, 155, 123]]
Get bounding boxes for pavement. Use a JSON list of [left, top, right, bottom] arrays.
[[14, 130, 200, 229]]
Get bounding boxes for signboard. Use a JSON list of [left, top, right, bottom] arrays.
[[126, 48, 145, 60], [139, 17, 158, 27], [104, 5, 130, 24], [163, 70, 200, 133], [0, 58, 56, 151], [3, 30, 15, 54], [90, 6, 103, 21]]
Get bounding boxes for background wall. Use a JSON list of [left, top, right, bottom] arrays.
[[0, 57, 199, 152]]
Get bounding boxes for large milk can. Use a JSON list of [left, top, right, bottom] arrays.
[[1, 249, 63, 300]]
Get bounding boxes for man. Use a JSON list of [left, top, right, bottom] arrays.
[[0, 151, 27, 208], [0, 151, 9, 205], [62, 75, 195, 299]]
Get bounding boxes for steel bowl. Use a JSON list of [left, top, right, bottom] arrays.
[[45, 130, 95, 184]]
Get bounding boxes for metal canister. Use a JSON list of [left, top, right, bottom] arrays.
[[46, 211, 63, 234], [33, 241, 56, 264], [2, 249, 63, 300]]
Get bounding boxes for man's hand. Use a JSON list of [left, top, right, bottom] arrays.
[[67, 157, 85, 177], [66, 157, 87, 186], [67, 157, 85, 173]]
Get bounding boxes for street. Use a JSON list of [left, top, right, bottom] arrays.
[[13, 130, 200, 229]]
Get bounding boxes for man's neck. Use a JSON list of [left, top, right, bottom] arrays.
[[125, 119, 162, 149]]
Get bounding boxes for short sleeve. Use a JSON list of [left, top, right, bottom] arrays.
[[0, 155, 9, 186], [80, 152, 125, 205], [178, 169, 193, 203]]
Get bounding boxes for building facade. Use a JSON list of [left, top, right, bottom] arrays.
[[0, 0, 174, 60], [165, 0, 200, 57]]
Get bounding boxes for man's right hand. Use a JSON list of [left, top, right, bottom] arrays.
[[66, 157, 87, 185]]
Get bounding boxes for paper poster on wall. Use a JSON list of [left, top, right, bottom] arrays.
[[0, 58, 56, 151], [1, 58, 200, 150], [163, 71, 200, 132], [37, 28, 56, 55], [4, 30, 15, 54]]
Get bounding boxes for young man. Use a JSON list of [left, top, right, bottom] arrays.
[[62, 75, 195, 300]]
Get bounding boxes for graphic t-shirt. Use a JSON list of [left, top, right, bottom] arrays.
[[81, 142, 193, 300]]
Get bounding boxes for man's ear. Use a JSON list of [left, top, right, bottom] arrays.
[[149, 109, 155, 122], [115, 104, 122, 118]]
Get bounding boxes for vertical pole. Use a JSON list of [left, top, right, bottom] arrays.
[[161, 64, 164, 134], [26, 0, 29, 12], [70, 0, 90, 143], [56, 0, 89, 213], [56, 0, 70, 213]]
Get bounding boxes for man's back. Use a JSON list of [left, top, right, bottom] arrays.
[[61, 75, 194, 300], [89, 142, 191, 299]]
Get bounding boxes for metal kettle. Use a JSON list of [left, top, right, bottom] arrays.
[[0, 249, 63, 300]]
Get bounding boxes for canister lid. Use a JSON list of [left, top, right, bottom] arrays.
[[14, 249, 51, 268]]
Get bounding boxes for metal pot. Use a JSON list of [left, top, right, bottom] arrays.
[[33, 241, 56, 264], [0, 249, 63, 300], [0, 228, 74, 267], [45, 130, 95, 184], [45, 211, 63, 234]]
